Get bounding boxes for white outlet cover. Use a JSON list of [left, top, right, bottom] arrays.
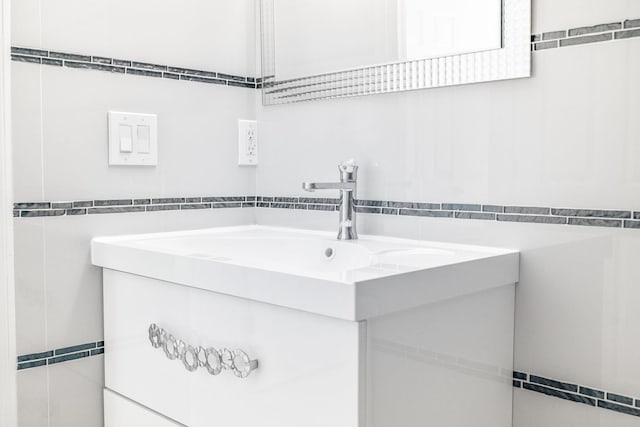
[[108, 112, 158, 166], [238, 119, 258, 166]]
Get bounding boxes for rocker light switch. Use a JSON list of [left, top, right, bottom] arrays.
[[119, 125, 133, 153], [137, 125, 150, 153], [108, 112, 158, 166]]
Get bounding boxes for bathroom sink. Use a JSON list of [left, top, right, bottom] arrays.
[[92, 225, 519, 320]]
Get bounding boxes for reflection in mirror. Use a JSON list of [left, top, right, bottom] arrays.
[[274, 0, 502, 81], [261, 0, 530, 104], [399, 0, 502, 61]]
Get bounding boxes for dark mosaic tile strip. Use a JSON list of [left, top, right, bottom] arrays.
[[608, 393, 634, 406], [516, 371, 640, 418], [203, 196, 246, 202], [91, 348, 105, 356], [530, 17, 640, 52], [442, 203, 481, 212], [65, 61, 125, 74], [455, 212, 496, 221], [615, 29, 640, 41], [355, 206, 382, 214], [399, 209, 454, 218], [17, 359, 47, 370], [20, 210, 65, 218], [542, 30, 567, 41], [513, 371, 528, 381], [389, 201, 440, 210], [17, 341, 105, 370], [13, 196, 640, 233], [51, 51, 91, 62], [533, 40, 559, 51], [523, 382, 595, 406], [569, 22, 622, 37], [94, 199, 132, 207], [580, 386, 605, 399], [505, 206, 550, 215], [11, 54, 41, 64], [530, 375, 578, 392], [55, 342, 96, 355], [568, 218, 622, 228], [41, 58, 63, 67], [11, 46, 48, 57], [10, 46, 259, 88], [552, 208, 630, 219], [356, 199, 387, 207], [560, 33, 613, 47], [127, 68, 163, 78], [17, 351, 53, 363], [88, 206, 146, 215], [146, 204, 181, 212], [598, 400, 640, 417], [181, 203, 212, 210], [14, 202, 50, 209], [497, 214, 567, 225], [48, 351, 90, 365]]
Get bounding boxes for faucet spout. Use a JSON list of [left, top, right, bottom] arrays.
[[302, 182, 356, 192], [301, 161, 359, 240]]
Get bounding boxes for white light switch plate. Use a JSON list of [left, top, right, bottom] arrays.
[[238, 119, 258, 166], [108, 112, 158, 166]]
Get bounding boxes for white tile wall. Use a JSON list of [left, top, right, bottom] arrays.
[[12, 62, 42, 202], [16, 366, 48, 427], [254, 2, 640, 425], [257, 38, 640, 210], [12, 1, 259, 426], [12, 0, 640, 426], [532, 0, 640, 34], [12, 0, 257, 75], [37, 65, 255, 201], [47, 355, 104, 427]]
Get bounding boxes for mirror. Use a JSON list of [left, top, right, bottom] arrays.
[[260, 0, 531, 104]]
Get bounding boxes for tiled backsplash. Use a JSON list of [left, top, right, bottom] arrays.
[[531, 18, 640, 50], [11, 47, 262, 89], [13, 196, 640, 230]]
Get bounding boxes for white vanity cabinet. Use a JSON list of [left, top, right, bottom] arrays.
[[94, 226, 519, 427]]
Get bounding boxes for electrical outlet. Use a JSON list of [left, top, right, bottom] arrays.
[[238, 120, 258, 166]]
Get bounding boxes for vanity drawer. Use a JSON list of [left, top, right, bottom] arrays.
[[104, 389, 183, 427], [103, 269, 364, 427]]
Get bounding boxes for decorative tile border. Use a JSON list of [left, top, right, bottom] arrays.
[[514, 371, 640, 418], [17, 340, 104, 370], [531, 18, 640, 51], [13, 196, 640, 230], [10, 47, 262, 89], [11, 18, 640, 92], [13, 196, 257, 218]]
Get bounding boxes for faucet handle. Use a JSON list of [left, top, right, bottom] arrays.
[[338, 159, 358, 181]]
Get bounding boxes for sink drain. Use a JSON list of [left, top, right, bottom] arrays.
[[324, 247, 335, 259]]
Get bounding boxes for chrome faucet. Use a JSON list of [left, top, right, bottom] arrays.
[[302, 160, 358, 240]]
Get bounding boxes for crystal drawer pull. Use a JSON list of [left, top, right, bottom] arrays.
[[148, 323, 259, 378]]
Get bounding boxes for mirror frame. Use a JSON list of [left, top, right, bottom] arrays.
[[260, 0, 531, 105]]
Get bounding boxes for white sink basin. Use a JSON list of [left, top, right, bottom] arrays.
[[92, 225, 519, 320]]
